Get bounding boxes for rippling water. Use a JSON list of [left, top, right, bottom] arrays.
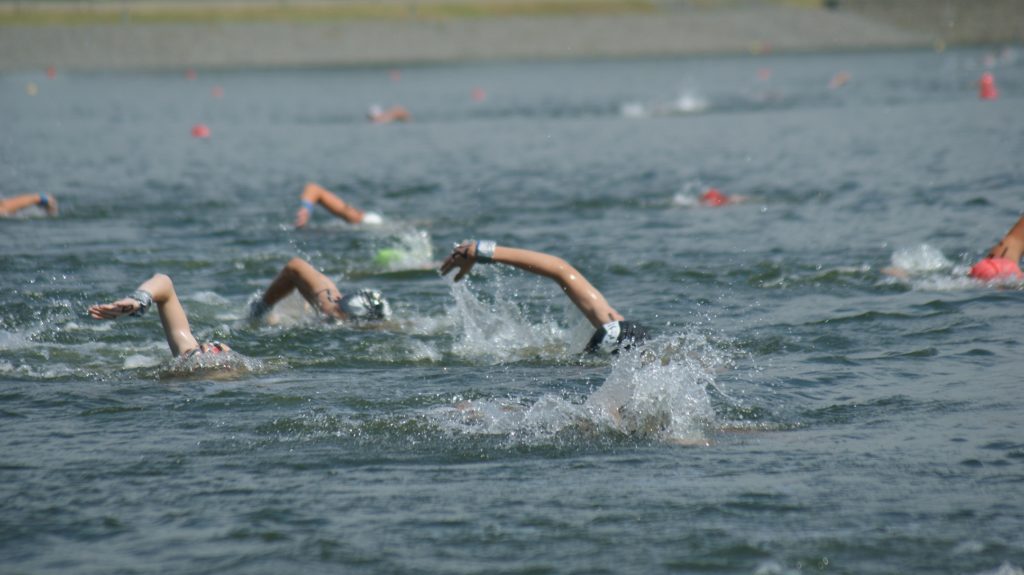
[[3, 48, 1024, 574]]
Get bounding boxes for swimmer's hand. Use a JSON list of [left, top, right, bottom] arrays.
[[88, 297, 141, 320], [294, 206, 311, 228], [440, 240, 477, 281], [42, 194, 58, 216]]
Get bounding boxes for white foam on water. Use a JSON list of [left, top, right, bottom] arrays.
[[444, 278, 576, 363], [430, 330, 728, 445], [0, 328, 33, 349], [122, 353, 163, 370], [620, 102, 649, 119], [161, 350, 264, 379], [671, 180, 708, 207], [583, 336, 719, 443], [189, 290, 231, 306], [890, 244, 953, 274], [973, 562, 1024, 575], [621, 91, 708, 119]]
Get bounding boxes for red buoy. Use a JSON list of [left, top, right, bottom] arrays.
[[979, 72, 999, 100]]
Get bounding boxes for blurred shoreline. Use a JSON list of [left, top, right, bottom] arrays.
[[1, 0, 1021, 71]]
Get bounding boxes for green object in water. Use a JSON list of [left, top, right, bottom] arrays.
[[374, 248, 402, 266]]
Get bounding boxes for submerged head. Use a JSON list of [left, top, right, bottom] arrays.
[[584, 320, 648, 355], [968, 257, 1023, 281], [374, 248, 403, 266], [338, 289, 392, 321]]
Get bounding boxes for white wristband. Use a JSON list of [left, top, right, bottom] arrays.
[[475, 240, 496, 263]]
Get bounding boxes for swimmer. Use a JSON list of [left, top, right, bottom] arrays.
[[88, 273, 231, 359], [969, 214, 1024, 281], [249, 257, 391, 323], [0, 193, 58, 217], [440, 240, 647, 354], [294, 182, 382, 228], [882, 214, 1024, 281], [367, 104, 411, 124]]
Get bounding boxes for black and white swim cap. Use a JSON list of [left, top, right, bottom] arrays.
[[584, 320, 648, 354], [338, 289, 392, 321]]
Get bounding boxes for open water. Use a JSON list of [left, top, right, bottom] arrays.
[[2, 48, 1023, 574]]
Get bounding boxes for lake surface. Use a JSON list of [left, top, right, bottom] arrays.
[[2, 48, 1023, 574]]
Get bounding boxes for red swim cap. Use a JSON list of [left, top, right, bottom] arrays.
[[700, 188, 728, 207], [969, 257, 1023, 281]]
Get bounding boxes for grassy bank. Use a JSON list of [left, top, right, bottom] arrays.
[[0, 0, 666, 25]]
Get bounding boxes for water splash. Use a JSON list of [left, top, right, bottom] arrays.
[[621, 91, 709, 119], [583, 335, 721, 443], [889, 244, 953, 274], [672, 180, 707, 207], [444, 275, 580, 362], [429, 328, 731, 445], [159, 349, 265, 379], [371, 229, 435, 272]]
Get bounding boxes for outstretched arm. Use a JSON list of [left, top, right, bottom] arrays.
[[440, 240, 624, 328], [295, 182, 369, 227], [252, 257, 345, 320], [88, 274, 200, 357], [0, 193, 57, 216]]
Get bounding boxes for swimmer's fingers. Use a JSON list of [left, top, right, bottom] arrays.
[[294, 207, 310, 228], [439, 253, 461, 279], [453, 260, 474, 282]]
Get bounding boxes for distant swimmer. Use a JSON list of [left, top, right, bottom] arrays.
[[699, 187, 745, 207], [969, 214, 1024, 281], [672, 187, 745, 208], [368, 104, 411, 124], [248, 257, 391, 323], [0, 193, 57, 217], [294, 182, 383, 228], [440, 240, 647, 354], [88, 273, 233, 359]]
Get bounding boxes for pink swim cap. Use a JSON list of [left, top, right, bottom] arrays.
[[969, 257, 1023, 281], [700, 188, 728, 207]]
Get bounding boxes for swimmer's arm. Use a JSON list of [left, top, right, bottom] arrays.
[[983, 214, 1024, 262], [88, 273, 199, 357], [441, 241, 623, 328], [259, 257, 347, 320], [295, 182, 366, 227], [0, 193, 57, 216]]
